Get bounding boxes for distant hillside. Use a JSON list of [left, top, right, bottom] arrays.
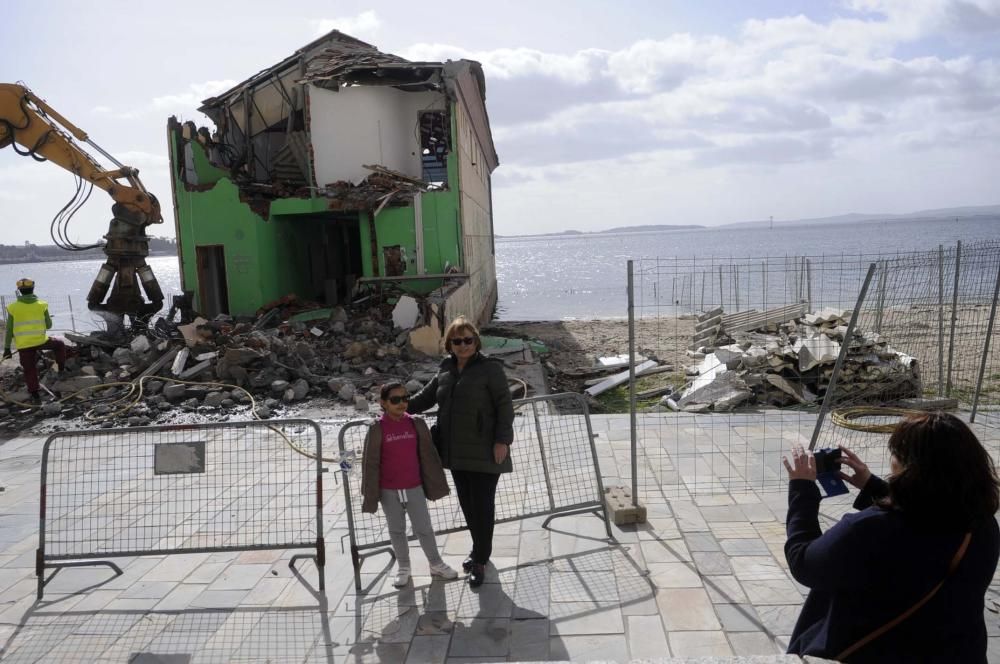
[[722, 204, 1000, 229], [497, 224, 705, 239]]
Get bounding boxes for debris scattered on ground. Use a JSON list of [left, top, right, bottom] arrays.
[[662, 306, 922, 413]]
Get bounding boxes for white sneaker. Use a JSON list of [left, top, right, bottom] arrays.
[[429, 562, 458, 579], [393, 567, 411, 587]]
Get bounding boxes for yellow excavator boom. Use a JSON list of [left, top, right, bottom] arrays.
[[0, 83, 165, 318], [0, 83, 161, 223]]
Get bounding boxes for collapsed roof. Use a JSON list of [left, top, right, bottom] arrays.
[[186, 29, 497, 201]]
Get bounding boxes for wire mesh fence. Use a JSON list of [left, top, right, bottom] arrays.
[[337, 392, 609, 590], [626, 240, 1000, 499], [37, 419, 325, 598]]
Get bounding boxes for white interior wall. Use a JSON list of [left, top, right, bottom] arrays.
[[308, 85, 443, 185]]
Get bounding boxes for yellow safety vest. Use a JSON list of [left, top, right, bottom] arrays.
[[6, 299, 49, 350]]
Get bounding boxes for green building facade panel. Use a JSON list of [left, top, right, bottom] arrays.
[[169, 101, 466, 314]]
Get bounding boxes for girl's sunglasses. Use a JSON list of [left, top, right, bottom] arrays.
[[450, 336, 476, 346], [386, 395, 409, 405]]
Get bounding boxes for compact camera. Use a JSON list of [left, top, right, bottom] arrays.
[[813, 447, 848, 498]]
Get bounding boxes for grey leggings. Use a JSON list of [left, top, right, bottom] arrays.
[[380, 486, 443, 568]]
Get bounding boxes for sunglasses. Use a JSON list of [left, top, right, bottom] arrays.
[[385, 395, 410, 405], [449, 336, 476, 346]]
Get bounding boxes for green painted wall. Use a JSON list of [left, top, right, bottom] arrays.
[[169, 102, 466, 313]]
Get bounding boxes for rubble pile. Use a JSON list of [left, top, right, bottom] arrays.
[[0, 297, 442, 429], [665, 306, 921, 413]]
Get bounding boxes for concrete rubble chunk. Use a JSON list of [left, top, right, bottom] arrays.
[[338, 383, 357, 401], [405, 379, 423, 394], [171, 348, 190, 376], [392, 295, 421, 330], [354, 395, 369, 412], [677, 370, 752, 411], [766, 374, 817, 403], [798, 335, 841, 371], [179, 360, 212, 380], [163, 384, 187, 402], [130, 336, 151, 354], [291, 379, 309, 400], [178, 317, 209, 347], [203, 392, 226, 408], [270, 380, 290, 394], [52, 375, 102, 394]]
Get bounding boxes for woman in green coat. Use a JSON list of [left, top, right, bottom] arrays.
[[408, 315, 515, 587]]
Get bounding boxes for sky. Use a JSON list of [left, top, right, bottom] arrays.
[[2, 0, 1000, 243]]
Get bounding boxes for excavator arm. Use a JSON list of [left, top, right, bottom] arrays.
[[0, 83, 164, 319]]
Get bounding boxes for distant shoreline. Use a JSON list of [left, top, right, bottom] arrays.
[[0, 251, 178, 266]]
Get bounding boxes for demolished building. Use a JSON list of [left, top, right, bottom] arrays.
[[166, 30, 500, 341]]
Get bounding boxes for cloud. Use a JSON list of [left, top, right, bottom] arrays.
[[400, 1, 1000, 175], [312, 10, 381, 38], [151, 80, 238, 111]]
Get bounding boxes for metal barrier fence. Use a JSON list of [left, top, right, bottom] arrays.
[[37, 419, 325, 598], [624, 241, 1000, 499], [338, 392, 610, 590]]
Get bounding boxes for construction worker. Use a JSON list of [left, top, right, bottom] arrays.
[[3, 278, 67, 403]]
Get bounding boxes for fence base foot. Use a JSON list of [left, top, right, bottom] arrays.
[[289, 554, 325, 592], [541, 506, 617, 542], [37, 560, 123, 600]]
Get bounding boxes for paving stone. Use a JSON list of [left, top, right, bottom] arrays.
[[557, 634, 629, 662], [720, 537, 772, 556], [743, 578, 806, 605], [549, 601, 624, 635], [455, 583, 514, 617], [732, 555, 790, 582], [656, 587, 721, 631], [639, 539, 692, 564], [692, 550, 734, 575], [549, 570, 618, 602], [509, 617, 550, 660], [626, 614, 671, 659], [715, 602, 765, 631], [682, 531, 722, 552], [729, 630, 785, 656], [668, 630, 733, 657], [405, 634, 450, 663], [756, 604, 802, 636], [448, 617, 510, 658], [647, 562, 702, 588]]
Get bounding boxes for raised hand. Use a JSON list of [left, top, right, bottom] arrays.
[[837, 447, 872, 490], [783, 444, 816, 481]]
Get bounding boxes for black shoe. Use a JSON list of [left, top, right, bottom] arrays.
[[462, 556, 474, 573], [28, 392, 41, 405], [469, 563, 485, 588]]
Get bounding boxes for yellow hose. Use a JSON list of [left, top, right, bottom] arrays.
[[831, 406, 924, 433]]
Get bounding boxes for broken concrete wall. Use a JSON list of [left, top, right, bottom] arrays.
[[310, 86, 445, 185]]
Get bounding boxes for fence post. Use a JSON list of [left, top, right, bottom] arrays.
[[806, 258, 813, 311], [946, 241, 962, 397], [938, 245, 945, 397], [875, 262, 888, 333], [718, 265, 724, 307], [971, 258, 1000, 423], [627, 260, 639, 507], [68, 295, 77, 333], [809, 263, 877, 450]]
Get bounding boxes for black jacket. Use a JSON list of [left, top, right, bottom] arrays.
[[407, 352, 514, 474], [786, 476, 999, 662]]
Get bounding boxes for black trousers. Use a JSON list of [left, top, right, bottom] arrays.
[[451, 469, 500, 565]]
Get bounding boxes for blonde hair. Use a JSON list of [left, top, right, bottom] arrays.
[[443, 315, 481, 353]]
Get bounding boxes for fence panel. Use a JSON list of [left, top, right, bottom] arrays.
[[338, 393, 610, 590], [625, 241, 1000, 501], [37, 419, 325, 598]]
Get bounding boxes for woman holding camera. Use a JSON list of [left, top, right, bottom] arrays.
[[783, 412, 1000, 662], [408, 315, 515, 588]]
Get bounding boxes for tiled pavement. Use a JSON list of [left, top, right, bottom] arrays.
[[0, 414, 998, 662]]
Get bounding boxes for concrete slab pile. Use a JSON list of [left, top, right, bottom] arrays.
[[668, 307, 921, 412]]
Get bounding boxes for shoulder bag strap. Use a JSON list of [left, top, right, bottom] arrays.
[[837, 532, 972, 661]]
